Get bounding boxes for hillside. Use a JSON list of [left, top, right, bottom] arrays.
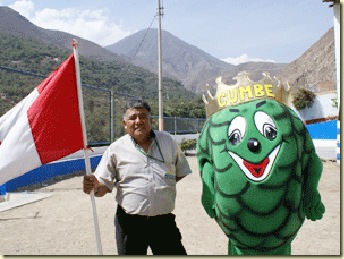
[[276, 27, 336, 91], [105, 28, 287, 93], [0, 34, 207, 143], [0, 7, 208, 142], [0, 6, 123, 62], [0, 33, 201, 111], [0, 7, 206, 117]]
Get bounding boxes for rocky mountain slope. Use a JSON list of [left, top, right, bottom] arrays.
[[105, 28, 287, 93], [105, 27, 335, 94], [276, 27, 336, 91]]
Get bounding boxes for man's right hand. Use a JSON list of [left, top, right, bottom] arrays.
[[83, 175, 98, 194], [83, 175, 110, 197]]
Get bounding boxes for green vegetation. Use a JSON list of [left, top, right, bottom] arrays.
[[0, 34, 206, 143], [292, 88, 316, 110], [179, 138, 197, 153], [0, 34, 205, 116]]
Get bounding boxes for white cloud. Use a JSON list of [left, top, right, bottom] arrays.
[[9, 0, 34, 18], [222, 53, 275, 66], [9, 1, 132, 46]]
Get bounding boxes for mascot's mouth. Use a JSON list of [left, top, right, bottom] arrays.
[[228, 145, 281, 181]]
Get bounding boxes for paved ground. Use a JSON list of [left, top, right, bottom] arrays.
[[0, 157, 340, 255]]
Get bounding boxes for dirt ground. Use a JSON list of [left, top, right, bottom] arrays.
[[0, 157, 340, 255]]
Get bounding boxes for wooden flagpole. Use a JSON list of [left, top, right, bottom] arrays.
[[73, 39, 103, 255]]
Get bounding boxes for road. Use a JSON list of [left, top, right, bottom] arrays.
[[0, 156, 340, 255]]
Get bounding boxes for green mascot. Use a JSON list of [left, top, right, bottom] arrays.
[[197, 72, 325, 255]]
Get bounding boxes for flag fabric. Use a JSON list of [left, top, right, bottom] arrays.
[[0, 53, 84, 185]]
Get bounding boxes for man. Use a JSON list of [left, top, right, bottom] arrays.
[[83, 99, 191, 255]]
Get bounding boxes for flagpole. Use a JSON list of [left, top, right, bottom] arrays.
[[73, 39, 103, 255]]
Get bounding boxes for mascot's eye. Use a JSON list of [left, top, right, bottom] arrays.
[[262, 124, 278, 140], [228, 130, 242, 145], [228, 116, 246, 145], [254, 111, 277, 140]]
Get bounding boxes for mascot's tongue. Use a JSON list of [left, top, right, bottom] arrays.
[[243, 158, 270, 178]]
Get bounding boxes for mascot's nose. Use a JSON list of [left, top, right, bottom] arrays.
[[247, 138, 261, 152]]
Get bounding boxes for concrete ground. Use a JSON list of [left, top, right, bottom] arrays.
[[0, 157, 340, 255]]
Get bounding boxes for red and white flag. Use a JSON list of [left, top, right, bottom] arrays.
[[0, 53, 84, 185]]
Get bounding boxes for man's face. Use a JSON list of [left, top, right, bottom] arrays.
[[122, 108, 152, 143]]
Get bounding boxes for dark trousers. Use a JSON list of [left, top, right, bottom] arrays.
[[115, 205, 187, 255]]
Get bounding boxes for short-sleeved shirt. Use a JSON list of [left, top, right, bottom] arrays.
[[93, 130, 192, 216]]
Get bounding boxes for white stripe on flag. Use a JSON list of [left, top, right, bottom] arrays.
[[0, 89, 39, 141], [0, 102, 42, 184]]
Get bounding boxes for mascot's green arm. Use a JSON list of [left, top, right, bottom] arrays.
[[201, 161, 216, 218], [197, 120, 216, 219], [303, 130, 325, 221]]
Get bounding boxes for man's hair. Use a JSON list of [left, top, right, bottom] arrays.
[[123, 99, 151, 119], [124, 99, 151, 112]]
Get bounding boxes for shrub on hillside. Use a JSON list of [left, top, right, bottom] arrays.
[[292, 88, 316, 110]]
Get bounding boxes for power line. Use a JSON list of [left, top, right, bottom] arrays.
[[132, 14, 158, 60]]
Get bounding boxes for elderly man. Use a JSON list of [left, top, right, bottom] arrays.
[[83, 99, 191, 255]]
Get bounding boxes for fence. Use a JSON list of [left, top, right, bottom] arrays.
[[152, 116, 205, 135]]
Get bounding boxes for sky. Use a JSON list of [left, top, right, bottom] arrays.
[[0, 0, 335, 65]]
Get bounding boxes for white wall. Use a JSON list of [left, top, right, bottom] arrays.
[[291, 92, 338, 121]]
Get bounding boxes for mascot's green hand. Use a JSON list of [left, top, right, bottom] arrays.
[[305, 193, 325, 221], [303, 150, 325, 221], [201, 161, 216, 218]]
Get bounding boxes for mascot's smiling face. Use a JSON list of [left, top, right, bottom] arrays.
[[225, 101, 281, 182]]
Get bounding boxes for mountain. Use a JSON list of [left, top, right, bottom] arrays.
[[276, 27, 336, 92], [0, 6, 123, 62], [0, 6, 336, 96], [105, 27, 335, 94], [105, 28, 232, 93], [105, 28, 288, 93]]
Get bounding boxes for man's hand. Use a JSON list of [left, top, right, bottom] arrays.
[[83, 175, 110, 197]]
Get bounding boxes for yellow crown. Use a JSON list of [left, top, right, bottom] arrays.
[[202, 71, 292, 118]]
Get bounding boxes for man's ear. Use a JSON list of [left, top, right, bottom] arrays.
[[122, 119, 127, 129]]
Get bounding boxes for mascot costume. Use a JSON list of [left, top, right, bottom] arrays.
[[197, 71, 325, 255]]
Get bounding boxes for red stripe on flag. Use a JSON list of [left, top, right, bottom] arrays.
[[27, 54, 84, 164]]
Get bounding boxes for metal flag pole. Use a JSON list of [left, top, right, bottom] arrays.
[[73, 39, 103, 255], [158, 0, 164, 130]]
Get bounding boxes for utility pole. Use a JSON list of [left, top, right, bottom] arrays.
[[157, 0, 164, 130]]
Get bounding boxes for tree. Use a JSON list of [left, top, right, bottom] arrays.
[[292, 88, 316, 110]]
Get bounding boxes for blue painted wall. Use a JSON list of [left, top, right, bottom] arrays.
[[306, 120, 337, 139], [0, 155, 102, 195]]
